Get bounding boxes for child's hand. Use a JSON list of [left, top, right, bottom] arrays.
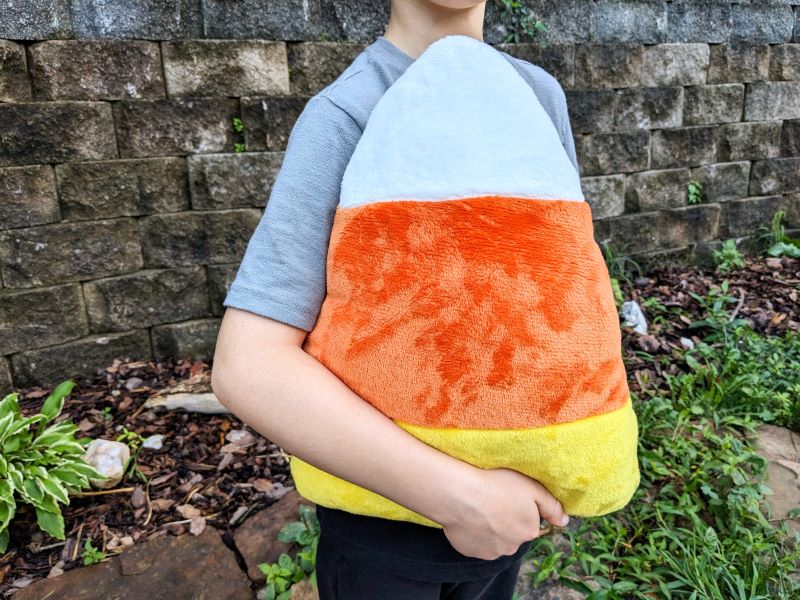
[[439, 467, 569, 560]]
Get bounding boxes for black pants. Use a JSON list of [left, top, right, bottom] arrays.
[[314, 525, 525, 600]]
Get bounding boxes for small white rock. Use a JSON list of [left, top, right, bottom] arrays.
[[680, 337, 695, 349], [225, 429, 256, 447], [82, 439, 131, 489], [620, 300, 648, 335], [141, 434, 165, 450]]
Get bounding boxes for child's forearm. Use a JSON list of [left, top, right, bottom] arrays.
[[211, 311, 480, 527]]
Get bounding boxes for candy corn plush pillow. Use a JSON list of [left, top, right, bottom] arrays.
[[290, 34, 640, 528]]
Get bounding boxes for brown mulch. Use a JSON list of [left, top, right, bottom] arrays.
[[0, 253, 797, 596], [1, 359, 292, 596]]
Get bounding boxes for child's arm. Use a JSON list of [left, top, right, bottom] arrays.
[[212, 307, 568, 560]]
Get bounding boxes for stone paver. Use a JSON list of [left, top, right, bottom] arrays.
[[12, 527, 253, 599], [755, 424, 800, 534]]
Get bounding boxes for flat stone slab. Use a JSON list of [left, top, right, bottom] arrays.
[[755, 424, 800, 534], [12, 527, 253, 600], [234, 488, 313, 584]]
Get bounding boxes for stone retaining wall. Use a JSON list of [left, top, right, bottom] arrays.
[[1, 1, 800, 388]]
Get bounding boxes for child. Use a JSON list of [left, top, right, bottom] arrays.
[[213, 1, 639, 598]]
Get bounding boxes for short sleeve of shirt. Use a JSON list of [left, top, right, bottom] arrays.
[[223, 95, 363, 331]]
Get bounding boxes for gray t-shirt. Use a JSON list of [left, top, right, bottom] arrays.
[[223, 35, 580, 331]]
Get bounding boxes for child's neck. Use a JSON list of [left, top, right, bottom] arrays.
[[383, 2, 486, 60]]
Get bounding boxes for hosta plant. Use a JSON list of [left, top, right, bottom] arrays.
[[0, 380, 108, 553]]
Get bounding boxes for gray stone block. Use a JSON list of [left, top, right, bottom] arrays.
[[690, 162, 751, 203], [595, 0, 666, 44], [769, 44, 800, 81], [683, 84, 745, 126], [0, 219, 143, 288], [0, 284, 88, 355], [330, 0, 390, 43], [641, 44, 709, 87], [188, 152, 284, 210], [0, 165, 59, 230], [576, 131, 650, 176], [0, 0, 72, 40], [71, 0, 202, 39], [614, 87, 683, 130], [717, 121, 782, 161], [152, 319, 221, 361], [651, 126, 717, 169], [0, 357, 12, 393], [0, 40, 31, 102], [28, 40, 163, 101], [288, 42, 366, 95], [241, 96, 309, 152], [162, 40, 289, 97], [208, 264, 239, 316], [581, 175, 625, 220], [749, 157, 800, 196], [83, 267, 209, 332], [659, 204, 722, 251], [203, 0, 343, 41], [574, 45, 643, 89], [745, 81, 800, 121], [666, 1, 731, 43], [781, 120, 800, 156], [722, 194, 800, 238], [595, 203, 721, 255], [10, 330, 152, 388], [732, 5, 795, 44], [565, 90, 617, 134], [114, 98, 239, 158], [625, 168, 691, 212], [140, 209, 261, 267], [708, 43, 770, 83], [56, 158, 189, 221], [0, 102, 117, 168]]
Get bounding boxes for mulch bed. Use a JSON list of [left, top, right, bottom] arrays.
[[1, 254, 797, 597]]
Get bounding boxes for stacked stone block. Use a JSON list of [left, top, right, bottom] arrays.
[[1, 0, 800, 388]]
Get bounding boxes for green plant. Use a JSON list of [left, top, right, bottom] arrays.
[[524, 286, 800, 599], [114, 427, 147, 483], [687, 180, 704, 205], [601, 241, 643, 289], [0, 381, 108, 553], [82, 537, 105, 565], [232, 117, 246, 153], [685, 280, 750, 345], [712, 239, 745, 273], [257, 504, 320, 600], [758, 210, 800, 258], [495, 0, 547, 44]]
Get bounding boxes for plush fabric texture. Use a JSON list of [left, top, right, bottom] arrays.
[[291, 34, 640, 527]]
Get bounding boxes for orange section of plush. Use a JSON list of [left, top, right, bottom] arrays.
[[302, 196, 629, 429]]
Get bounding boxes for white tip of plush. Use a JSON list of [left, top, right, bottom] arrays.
[[340, 34, 584, 209]]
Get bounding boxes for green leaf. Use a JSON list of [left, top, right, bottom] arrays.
[[38, 476, 70, 505], [0, 527, 8, 554], [0, 393, 20, 419], [40, 381, 76, 423], [35, 507, 65, 540]]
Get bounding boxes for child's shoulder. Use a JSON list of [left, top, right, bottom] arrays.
[[305, 46, 388, 130], [496, 50, 566, 100]]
